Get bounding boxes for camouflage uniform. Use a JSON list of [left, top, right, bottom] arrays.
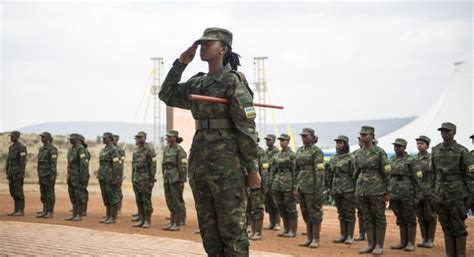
[[132, 132, 157, 228], [6, 131, 27, 216], [66, 134, 89, 220], [414, 135, 437, 248], [431, 123, 471, 257], [36, 132, 58, 218], [159, 28, 258, 256], [98, 132, 122, 224], [79, 135, 91, 216], [352, 147, 366, 241], [271, 134, 297, 238], [161, 131, 188, 231], [247, 145, 266, 240], [113, 135, 125, 214], [295, 128, 325, 247], [354, 126, 391, 255], [388, 138, 420, 252], [263, 135, 280, 230], [327, 135, 356, 245]]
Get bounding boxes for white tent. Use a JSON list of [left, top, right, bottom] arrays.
[[377, 61, 473, 153]]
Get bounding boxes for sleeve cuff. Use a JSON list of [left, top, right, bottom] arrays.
[[246, 160, 259, 173], [173, 59, 188, 73]]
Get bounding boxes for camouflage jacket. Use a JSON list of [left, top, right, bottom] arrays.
[[415, 152, 434, 200], [431, 141, 471, 202], [264, 147, 280, 188], [389, 152, 420, 201], [327, 152, 356, 195], [354, 145, 391, 196], [159, 61, 258, 180], [116, 145, 125, 179], [271, 148, 296, 192], [257, 145, 267, 191], [295, 144, 325, 194], [67, 144, 88, 181], [132, 143, 157, 187], [6, 142, 27, 179], [162, 144, 187, 184], [98, 144, 122, 183], [37, 144, 58, 177]]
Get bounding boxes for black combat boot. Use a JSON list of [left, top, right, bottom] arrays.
[[404, 225, 416, 252], [273, 212, 281, 231], [133, 212, 145, 227], [358, 228, 375, 254], [43, 202, 53, 219], [443, 234, 456, 257], [284, 217, 297, 238], [277, 217, 289, 237], [65, 204, 77, 221], [299, 224, 313, 247], [250, 218, 263, 240], [372, 227, 385, 255], [13, 200, 25, 216], [424, 220, 436, 248], [309, 224, 321, 248], [333, 220, 347, 243], [7, 200, 18, 216], [72, 204, 83, 221], [417, 222, 427, 247], [170, 211, 181, 231], [455, 235, 466, 257], [100, 205, 111, 223], [355, 218, 366, 241], [390, 225, 407, 250], [104, 204, 117, 224], [141, 213, 151, 229], [36, 203, 46, 217], [345, 222, 355, 244], [162, 212, 174, 230]]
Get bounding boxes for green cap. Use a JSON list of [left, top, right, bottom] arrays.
[[334, 135, 349, 143], [438, 122, 456, 132], [40, 132, 52, 138], [134, 131, 147, 139], [166, 130, 179, 137], [264, 134, 276, 141], [102, 132, 114, 139], [300, 128, 315, 136], [68, 133, 80, 140], [359, 126, 375, 134], [195, 27, 233, 47], [415, 135, 431, 144], [78, 134, 85, 142], [10, 131, 20, 137], [277, 134, 291, 141], [392, 138, 407, 147]]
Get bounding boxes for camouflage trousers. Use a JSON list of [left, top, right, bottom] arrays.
[[416, 199, 437, 224], [273, 190, 298, 219], [67, 178, 87, 204], [247, 188, 265, 220], [390, 199, 417, 226], [334, 192, 356, 223], [99, 179, 121, 206], [8, 177, 25, 201], [436, 199, 468, 236], [38, 176, 55, 205], [119, 177, 123, 203], [164, 182, 185, 213], [359, 195, 387, 230], [84, 175, 90, 204], [264, 191, 278, 213], [133, 184, 153, 215], [190, 177, 248, 256], [299, 193, 323, 225]]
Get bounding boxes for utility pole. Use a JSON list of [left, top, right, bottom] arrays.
[[253, 57, 268, 136], [151, 57, 164, 149]]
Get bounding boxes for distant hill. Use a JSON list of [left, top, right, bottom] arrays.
[[15, 117, 416, 148]]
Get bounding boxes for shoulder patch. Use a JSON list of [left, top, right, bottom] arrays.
[[262, 163, 269, 169], [384, 164, 392, 172], [244, 106, 256, 119], [316, 163, 325, 171], [416, 170, 423, 178], [113, 157, 120, 162], [51, 154, 58, 159], [80, 153, 86, 159], [20, 152, 26, 156], [468, 164, 474, 173], [181, 158, 188, 164]]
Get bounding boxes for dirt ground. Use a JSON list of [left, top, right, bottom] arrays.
[[1, 186, 473, 257]]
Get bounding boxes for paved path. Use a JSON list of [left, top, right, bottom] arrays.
[[0, 221, 292, 256]]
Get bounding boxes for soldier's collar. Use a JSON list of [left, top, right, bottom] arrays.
[[207, 64, 232, 82]]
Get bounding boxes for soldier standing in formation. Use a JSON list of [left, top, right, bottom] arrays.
[[78, 135, 91, 216], [161, 130, 187, 232], [98, 132, 122, 224], [132, 131, 156, 229], [354, 126, 391, 255], [431, 122, 471, 257], [271, 134, 298, 238], [113, 134, 125, 214], [327, 135, 356, 245], [263, 134, 281, 231], [6, 131, 27, 216], [414, 135, 437, 248], [247, 136, 266, 240], [36, 132, 58, 219], [388, 138, 420, 252], [65, 133, 88, 221], [352, 137, 366, 241], [295, 128, 325, 248], [159, 27, 261, 256]]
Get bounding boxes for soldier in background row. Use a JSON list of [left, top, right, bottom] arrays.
[[65, 133, 88, 221], [247, 136, 266, 240], [6, 131, 27, 216], [36, 132, 58, 219], [78, 134, 90, 216], [113, 134, 125, 214], [263, 134, 281, 231]]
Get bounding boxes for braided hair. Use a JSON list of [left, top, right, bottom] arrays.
[[222, 42, 241, 70]]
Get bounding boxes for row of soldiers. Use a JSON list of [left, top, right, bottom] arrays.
[[5, 122, 473, 256], [248, 122, 473, 257]]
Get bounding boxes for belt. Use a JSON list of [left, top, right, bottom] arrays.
[[299, 165, 313, 170], [442, 174, 460, 182], [335, 172, 351, 178], [195, 119, 232, 130]]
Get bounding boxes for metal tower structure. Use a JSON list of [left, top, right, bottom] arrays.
[[253, 57, 268, 136], [150, 57, 164, 149]]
